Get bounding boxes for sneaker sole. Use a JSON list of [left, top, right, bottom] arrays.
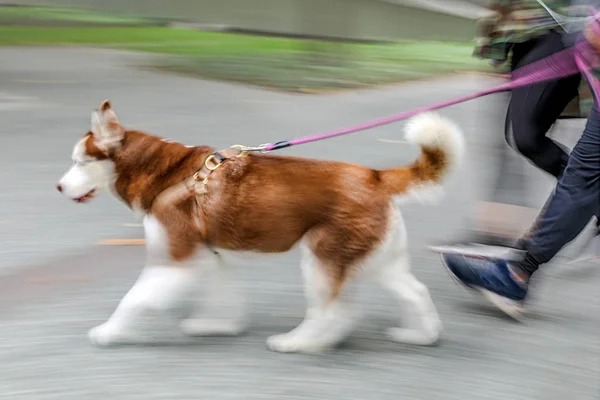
[[479, 288, 525, 322]]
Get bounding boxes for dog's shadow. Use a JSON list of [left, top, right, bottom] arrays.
[[85, 315, 476, 364]]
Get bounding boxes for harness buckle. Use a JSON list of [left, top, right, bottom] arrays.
[[204, 154, 222, 171]]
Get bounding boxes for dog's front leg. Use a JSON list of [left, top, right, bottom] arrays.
[[180, 253, 248, 337], [88, 265, 196, 346], [88, 215, 198, 346]]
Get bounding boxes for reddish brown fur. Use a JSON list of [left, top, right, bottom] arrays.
[[379, 146, 447, 195], [83, 132, 109, 160], [83, 106, 448, 300], [100, 100, 112, 113]]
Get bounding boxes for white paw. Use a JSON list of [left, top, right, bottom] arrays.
[[386, 326, 442, 346], [180, 318, 246, 337], [88, 323, 139, 347], [266, 333, 327, 354]]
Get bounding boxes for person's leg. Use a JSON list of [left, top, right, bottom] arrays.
[[440, 105, 600, 319], [471, 107, 541, 241], [489, 108, 528, 206], [516, 107, 600, 272], [429, 94, 525, 252], [508, 31, 581, 178], [430, 32, 581, 254]]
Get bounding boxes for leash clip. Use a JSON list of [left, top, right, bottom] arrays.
[[231, 143, 270, 154], [230, 144, 250, 157]]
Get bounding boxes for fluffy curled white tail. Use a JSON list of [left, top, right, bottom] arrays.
[[378, 112, 465, 204], [404, 112, 465, 177]]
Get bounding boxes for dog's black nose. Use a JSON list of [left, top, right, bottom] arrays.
[[56, 183, 63, 193]]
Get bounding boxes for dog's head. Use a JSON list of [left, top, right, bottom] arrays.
[[56, 100, 124, 203]]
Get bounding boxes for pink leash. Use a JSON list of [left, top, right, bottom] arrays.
[[249, 40, 599, 153]]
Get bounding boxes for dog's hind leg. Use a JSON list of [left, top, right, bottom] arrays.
[[266, 244, 358, 354], [381, 265, 442, 346], [88, 215, 199, 347], [179, 252, 247, 337], [377, 217, 442, 346]]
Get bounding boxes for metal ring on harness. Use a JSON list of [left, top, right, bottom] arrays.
[[204, 155, 222, 171], [191, 145, 252, 183]]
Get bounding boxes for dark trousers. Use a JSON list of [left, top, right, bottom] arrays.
[[490, 31, 582, 207], [523, 105, 600, 269], [508, 31, 581, 177]]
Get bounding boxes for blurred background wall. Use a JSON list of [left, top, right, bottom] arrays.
[[8, 0, 492, 42]]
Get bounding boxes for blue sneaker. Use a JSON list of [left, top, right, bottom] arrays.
[[440, 253, 528, 320]]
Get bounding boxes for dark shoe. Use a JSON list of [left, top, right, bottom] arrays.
[[440, 253, 528, 320]]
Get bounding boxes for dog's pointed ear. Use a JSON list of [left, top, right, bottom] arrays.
[[92, 100, 125, 150], [99, 99, 120, 127], [90, 110, 102, 136], [100, 99, 112, 113]]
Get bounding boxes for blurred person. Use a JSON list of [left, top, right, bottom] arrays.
[[430, 0, 599, 262], [440, 8, 600, 319]]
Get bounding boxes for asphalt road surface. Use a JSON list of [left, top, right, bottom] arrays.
[[0, 46, 598, 400]]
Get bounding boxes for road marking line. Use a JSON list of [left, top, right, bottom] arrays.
[[97, 238, 146, 246], [377, 138, 409, 144], [120, 223, 144, 228]]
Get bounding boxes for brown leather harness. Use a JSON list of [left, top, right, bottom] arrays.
[[153, 145, 250, 252]]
